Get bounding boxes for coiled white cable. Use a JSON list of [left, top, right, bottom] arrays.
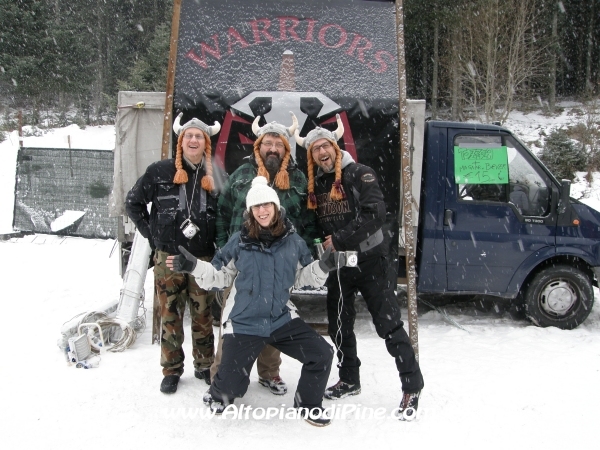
[[334, 257, 345, 367], [76, 308, 144, 353]]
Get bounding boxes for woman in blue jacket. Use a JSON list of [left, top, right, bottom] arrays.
[[167, 176, 336, 426]]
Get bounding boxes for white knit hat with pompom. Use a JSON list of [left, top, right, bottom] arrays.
[[246, 176, 280, 211]]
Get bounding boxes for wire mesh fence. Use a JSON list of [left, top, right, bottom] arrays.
[[14, 147, 117, 238]]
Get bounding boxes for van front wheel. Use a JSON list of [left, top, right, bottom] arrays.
[[523, 265, 593, 330]]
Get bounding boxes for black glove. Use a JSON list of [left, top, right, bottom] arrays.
[[318, 246, 343, 273], [171, 245, 198, 273]]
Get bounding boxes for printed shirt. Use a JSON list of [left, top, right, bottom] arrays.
[[314, 152, 388, 262]]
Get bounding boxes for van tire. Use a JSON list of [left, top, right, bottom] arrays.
[[523, 265, 593, 330]]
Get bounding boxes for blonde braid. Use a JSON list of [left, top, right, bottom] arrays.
[[173, 133, 188, 184], [273, 138, 291, 190], [329, 141, 346, 201], [253, 135, 270, 182], [306, 146, 318, 210], [200, 131, 215, 192]]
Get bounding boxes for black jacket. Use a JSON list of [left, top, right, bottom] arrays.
[[314, 151, 388, 262], [125, 158, 225, 257]]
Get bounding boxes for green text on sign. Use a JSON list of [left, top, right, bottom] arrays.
[[454, 146, 508, 184]]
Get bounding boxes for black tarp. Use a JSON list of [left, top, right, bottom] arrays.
[[174, 0, 401, 218]]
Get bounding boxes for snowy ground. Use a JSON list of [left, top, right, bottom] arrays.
[[1, 104, 599, 448], [1, 234, 598, 448]]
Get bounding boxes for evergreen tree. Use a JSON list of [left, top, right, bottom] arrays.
[[0, 0, 597, 122], [120, 22, 170, 92], [0, 0, 54, 109], [539, 129, 587, 180]]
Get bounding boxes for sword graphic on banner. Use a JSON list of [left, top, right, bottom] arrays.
[[214, 50, 357, 168]]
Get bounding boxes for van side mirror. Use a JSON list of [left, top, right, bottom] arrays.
[[558, 179, 571, 214]]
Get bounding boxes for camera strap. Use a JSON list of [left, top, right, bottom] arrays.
[[179, 168, 200, 220]]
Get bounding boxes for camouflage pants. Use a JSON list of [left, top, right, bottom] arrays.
[[154, 250, 214, 376]]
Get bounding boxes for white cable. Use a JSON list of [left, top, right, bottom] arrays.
[[76, 311, 140, 352], [334, 256, 345, 367], [96, 317, 137, 352], [131, 298, 147, 333]]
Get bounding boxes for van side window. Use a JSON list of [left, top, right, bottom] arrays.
[[455, 134, 550, 217], [505, 137, 550, 216], [455, 135, 507, 203]]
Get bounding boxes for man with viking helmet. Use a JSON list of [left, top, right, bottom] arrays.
[[216, 112, 317, 248], [126, 113, 227, 394], [296, 116, 425, 420], [212, 112, 318, 396]]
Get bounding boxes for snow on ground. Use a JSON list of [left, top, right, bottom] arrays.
[[0, 234, 598, 448], [0, 106, 599, 448], [503, 102, 585, 151]]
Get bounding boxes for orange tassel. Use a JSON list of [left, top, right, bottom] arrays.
[[253, 137, 271, 183], [274, 170, 289, 190], [173, 134, 188, 184], [201, 133, 214, 192], [274, 141, 291, 190], [306, 149, 317, 209], [329, 142, 344, 200]]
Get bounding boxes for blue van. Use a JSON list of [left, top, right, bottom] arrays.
[[413, 120, 600, 329]]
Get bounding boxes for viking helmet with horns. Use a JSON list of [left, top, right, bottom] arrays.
[[171, 112, 221, 192], [294, 113, 344, 150], [251, 112, 298, 140], [250, 112, 298, 191], [294, 113, 346, 209], [173, 112, 221, 137]]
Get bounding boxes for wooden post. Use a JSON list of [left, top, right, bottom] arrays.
[[394, 0, 419, 360], [68, 135, 74, 177], [161, 0, 181, 160], [153, 0, 182, 344]]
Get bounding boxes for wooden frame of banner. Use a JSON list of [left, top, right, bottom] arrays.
[[154, 1, 419, 352], [153, 0, 182, 344], [394, 0, 420, 360]]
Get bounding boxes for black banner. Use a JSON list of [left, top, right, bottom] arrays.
[[174, 0, 400, 217]]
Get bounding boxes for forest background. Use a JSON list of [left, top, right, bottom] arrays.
[[0, 0, 598, 175]]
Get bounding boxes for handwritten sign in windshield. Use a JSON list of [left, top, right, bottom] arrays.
[[454, 146, 509, 184]]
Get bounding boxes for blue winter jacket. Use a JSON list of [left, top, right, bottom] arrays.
[[190, 219, 328, 337]]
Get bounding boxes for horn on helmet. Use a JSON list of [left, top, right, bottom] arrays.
[[333, 113, 344, 140], [288, 112, 298, 137], [207, 121, 221, 136], [294, 129, 305, 148], [252, 116, 262, 137], [173, 112, 183, 135]]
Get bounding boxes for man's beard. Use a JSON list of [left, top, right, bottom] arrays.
[[264, 153, 281, 176], [321, 160, 335, 173]]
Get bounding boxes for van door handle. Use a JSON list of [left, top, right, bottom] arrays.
[[444, 209, 454, 226]]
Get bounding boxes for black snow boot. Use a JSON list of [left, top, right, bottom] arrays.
[[323, 380, 361, 399], [296, 406, 332, 427], [195, 368, 211, 385], [203, 390, 229, 414], [160, 375, 180, 394], [258, 375, 287, 395], [397, 390, 420, 421]]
